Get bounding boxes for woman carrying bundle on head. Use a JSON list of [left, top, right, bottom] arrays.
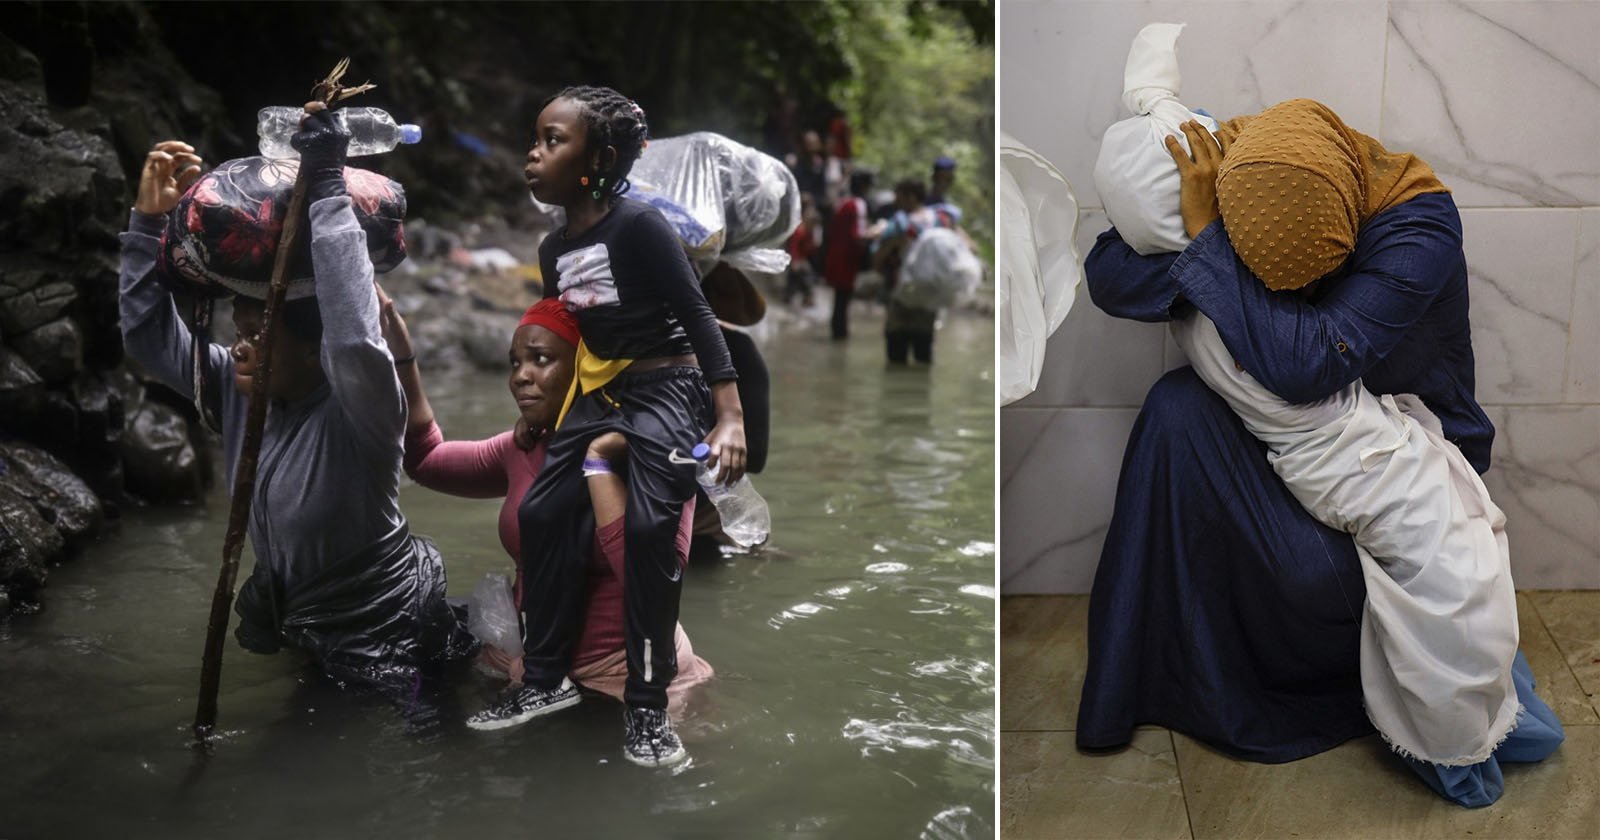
[[118, 106, 475, 696]]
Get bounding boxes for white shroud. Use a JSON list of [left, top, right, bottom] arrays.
[[1172, 312, 1521, 765]]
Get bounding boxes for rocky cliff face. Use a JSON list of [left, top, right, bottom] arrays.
[[0, 11, 220, 616]]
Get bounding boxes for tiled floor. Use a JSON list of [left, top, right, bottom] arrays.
[[1000, 591, 1600, 839]]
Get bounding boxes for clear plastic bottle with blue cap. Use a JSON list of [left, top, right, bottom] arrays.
[[256, 106, 422, 159], [689, 442, 770, 548]]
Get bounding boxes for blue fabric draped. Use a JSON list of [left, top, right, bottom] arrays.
[[1075, 192, 1564, 807], [1075, 366, 1375, 763]]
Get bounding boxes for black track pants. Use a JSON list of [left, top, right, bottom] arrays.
[[831, 287, 854, 339], [518, 366, 712, 709]]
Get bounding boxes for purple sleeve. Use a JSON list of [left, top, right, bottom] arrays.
[[117, 210, 234, 416], [307, 196, 406, 452]]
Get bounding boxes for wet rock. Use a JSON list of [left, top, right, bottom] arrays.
[[0, 260, 54, 298], [405, 305, 520, 373], [468, 270, 538, 314], [0, 479, 62, 606], [408, 219, 462, 261], [0, 278, 76, 335], [423, 272, 466, 297], [9, 317, 82, 384], [0, 442, 102, 541], [0, 28, 44, 89], [119, 396, 202, 502], [72, 369, 125, 449], [0, 342, 44, 394], [462, 313, 521, 370], [0, 78, 125, 257], [0, 344, 46, 428]]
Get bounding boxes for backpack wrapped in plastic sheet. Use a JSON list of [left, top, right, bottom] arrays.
[[233, 527, 477, 691], [892, 227, 983, 310], [1091, 22, 1218, 256], [628, 132, 802, 277], [157, 156, 408, 300]]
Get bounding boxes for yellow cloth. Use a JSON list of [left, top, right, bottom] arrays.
[[1215, 99, 1449, 290], [556, 338, 633, 430]]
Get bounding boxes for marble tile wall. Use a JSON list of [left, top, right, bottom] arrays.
[[1000, 0, 1600, 592]]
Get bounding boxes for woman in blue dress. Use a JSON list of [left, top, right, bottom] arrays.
[[1076, 99, 1564, 808]]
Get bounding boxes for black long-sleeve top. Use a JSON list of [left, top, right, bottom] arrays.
[[540, 198, 736, 383]]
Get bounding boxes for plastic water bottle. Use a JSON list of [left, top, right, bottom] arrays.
[[256, 106, 422, 159], [690, 442, 770, 548]]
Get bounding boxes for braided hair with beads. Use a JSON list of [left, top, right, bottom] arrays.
[[552, 85, 650, 202]]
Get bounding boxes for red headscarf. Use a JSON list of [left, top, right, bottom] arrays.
[[517, 298, 581, 348]]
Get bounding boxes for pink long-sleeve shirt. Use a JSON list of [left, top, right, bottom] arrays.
[[402, 420, 693, 668]]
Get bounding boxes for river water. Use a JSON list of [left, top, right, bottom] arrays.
[[0, 307, 995, 839]]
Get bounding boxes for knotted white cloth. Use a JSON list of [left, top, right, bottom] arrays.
[[1093, 22, 1219, 255]]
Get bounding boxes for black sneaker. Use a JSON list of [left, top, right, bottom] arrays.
[[623, 705, 687, 767], [465, 677, 580, 731]]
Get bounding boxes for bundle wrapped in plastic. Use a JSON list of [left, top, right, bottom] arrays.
[[1000, 132, 1080, 405], [158, 156, 407, 300], [893, 227, 983, 310], [1091, 22, 1218, 256], [628, 132, 802, 276]]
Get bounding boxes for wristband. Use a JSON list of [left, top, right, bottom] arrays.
[[393, 354, 415, 367]]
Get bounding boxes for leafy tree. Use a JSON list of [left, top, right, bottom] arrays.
[[824, 0, 994, 263]]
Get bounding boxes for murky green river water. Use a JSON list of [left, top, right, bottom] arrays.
[[0, 308, 995, 839]]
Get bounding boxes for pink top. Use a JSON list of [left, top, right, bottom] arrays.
[[403, 420, 693, 668]]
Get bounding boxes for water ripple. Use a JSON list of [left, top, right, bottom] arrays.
[[921, 805, 993, 840], [910, 657, 993, 685], [840, 717, 994, 770], [767, 601, 833, 629]]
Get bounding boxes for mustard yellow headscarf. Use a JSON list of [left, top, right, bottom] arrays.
[[1215, 99, 1449, 291]]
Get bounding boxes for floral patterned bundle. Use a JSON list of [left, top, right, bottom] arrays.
[[158, 156, 407, 300]]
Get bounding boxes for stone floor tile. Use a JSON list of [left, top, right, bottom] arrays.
[[1001, 595, 1090, 731], [1174, 728, 1600, 840], [1002, 728, 1191, 840], [1516, 592, 1600, 726], [1525, 591, 1600, 714]]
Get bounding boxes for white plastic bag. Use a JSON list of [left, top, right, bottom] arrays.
[[529, 132, 801, 278], [894, 227, 982, 310], [466, 572, 522, 660], [1091, 22, 1219, 256], [999, 133, 1080, 405], [630, 132, 802, 276]]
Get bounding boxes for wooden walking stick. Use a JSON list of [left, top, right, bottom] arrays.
[[192, 59, 375, 745]]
